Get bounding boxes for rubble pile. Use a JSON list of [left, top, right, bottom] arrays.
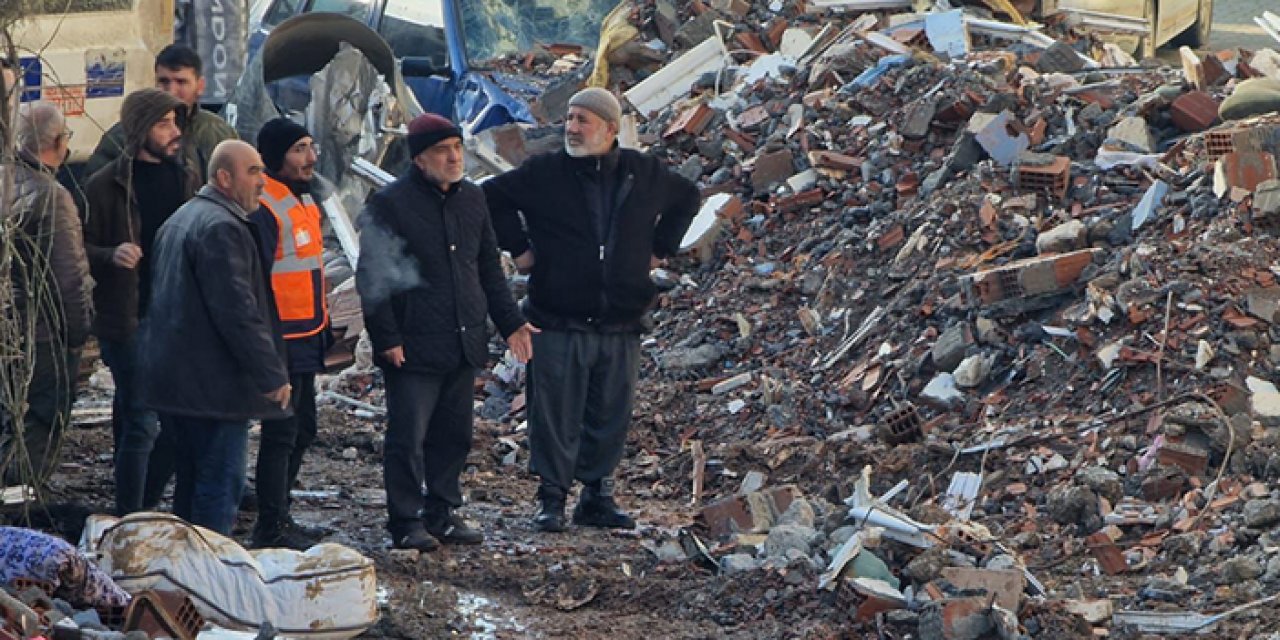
[[464, 0, 1280, 636]]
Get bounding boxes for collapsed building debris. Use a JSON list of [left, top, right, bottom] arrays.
[[29, 0, 1280, 637]]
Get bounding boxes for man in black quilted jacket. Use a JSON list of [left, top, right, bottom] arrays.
[[356, 113, 536, 552], [484, 88, 699, 533]]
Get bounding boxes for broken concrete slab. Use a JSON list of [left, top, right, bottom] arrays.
[[925, 10, 969, 59], [752, 148, 796, 193], [939, 568, 1025, 612], [625, 36, 728, 118], [968, 110, 1029, 166], [931, 322, 973, 373], [1105, 116, 1155, 154]]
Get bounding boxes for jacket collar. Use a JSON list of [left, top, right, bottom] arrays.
[[16, 150, 55, 175], [196, 184, 252, 220], [566, 142, 621, 174]]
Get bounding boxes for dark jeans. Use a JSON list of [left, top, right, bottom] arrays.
[[2, 341, 80, 485], [170, 416, 249, 535], [254, 373, 317, 535], [383, 364, 475, 537], [526, 330, 639, 493], [100, 337, 174, 514]]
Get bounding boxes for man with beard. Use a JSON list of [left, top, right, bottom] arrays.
[[84, 44, 236, 181], [83, 88, 198, 516], [139, 140, 291, 535], [246, 118, 332, 549], [483, 88, 699, 533], [357, 113, 536, 551]]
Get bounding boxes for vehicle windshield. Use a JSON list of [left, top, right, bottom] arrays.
[[458, 0, 618, 62], [30, 0, 131, 11]]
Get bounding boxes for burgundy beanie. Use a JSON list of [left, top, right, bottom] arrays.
[[407, 113, 462, 158]]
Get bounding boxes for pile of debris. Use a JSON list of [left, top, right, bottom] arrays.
[[465, 0, 1280, 637]]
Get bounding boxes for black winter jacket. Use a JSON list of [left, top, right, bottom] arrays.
[[356, 170, 524, 374], [483, 146, 699, 328], [139, 185, 290, 421]]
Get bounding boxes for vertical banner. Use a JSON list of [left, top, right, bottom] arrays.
[[180, 0, 248, 105]]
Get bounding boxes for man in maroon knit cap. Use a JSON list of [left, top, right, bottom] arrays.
[[356, 113, 537, 551]]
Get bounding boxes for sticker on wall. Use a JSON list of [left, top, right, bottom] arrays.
[[85, 49, 126, 98], [18, 57, 41, 102], [45, 85, 87, 117]]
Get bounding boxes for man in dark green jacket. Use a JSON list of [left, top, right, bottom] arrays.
[[84, 44, 236, 182]]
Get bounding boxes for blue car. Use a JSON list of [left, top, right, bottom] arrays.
[[248, 0, 614, 134]]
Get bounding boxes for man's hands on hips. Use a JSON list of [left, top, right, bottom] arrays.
[[506, 323, 540, 363], [382, 346, 406, 367], [514, 249, 535, 274]]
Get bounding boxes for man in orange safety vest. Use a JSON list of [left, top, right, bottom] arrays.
[[248, 117, 333, 549]]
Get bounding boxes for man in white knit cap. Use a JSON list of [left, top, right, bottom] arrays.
[[484, 88, 699, 533]]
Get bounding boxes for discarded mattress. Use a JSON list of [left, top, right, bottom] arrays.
[[80, 513, 377, 639]]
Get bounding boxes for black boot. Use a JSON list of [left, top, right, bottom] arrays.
[[251, 519, 319, 551], [423, 508, 483, 545], [533, 482, 567, 533], [573, 478, 636, 529]]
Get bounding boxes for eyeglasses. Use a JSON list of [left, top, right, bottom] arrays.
[[289, 142, 320, 156], [60, 130, 74, 141]]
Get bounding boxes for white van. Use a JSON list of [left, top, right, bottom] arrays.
[[14, 0, 173, 162]]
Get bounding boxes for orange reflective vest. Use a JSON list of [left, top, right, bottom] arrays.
[[259, 175, 328, 340]]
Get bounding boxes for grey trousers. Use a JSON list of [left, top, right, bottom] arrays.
[[527, 329, 640, 493]]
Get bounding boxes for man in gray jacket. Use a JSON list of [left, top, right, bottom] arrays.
[[2, 101, 94, 484], [139, 140, 290, 535]]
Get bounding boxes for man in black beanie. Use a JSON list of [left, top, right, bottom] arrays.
[[356, 113, 537, 551], [83, 88, 198, 516], [247, 117, 333, 549]]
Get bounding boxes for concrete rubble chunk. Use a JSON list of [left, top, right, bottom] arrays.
[[1244, 499, 1280, 528], [968, 110, 1029, 166], [1035, 219, 1087, 255], [1105, 116, 1155, 154], [1256, 179, 1280, 217], [931, 323, 973, 373], [1036, 41, 1085, 74], [922, 373, 963, 406], [1247, 376, 1280, 421], [752, 148, 796, 193], [952, 353, 993, 388]]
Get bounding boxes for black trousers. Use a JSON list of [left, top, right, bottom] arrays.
[[382, 364, 475, 536], [526, 330, 640, 494], [3, 341, 80, 485], [254, 373, 317, 534]]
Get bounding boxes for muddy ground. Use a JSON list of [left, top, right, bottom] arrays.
[[30, 370, 867, 640]]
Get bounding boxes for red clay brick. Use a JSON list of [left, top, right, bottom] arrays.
[[1170, 91, 1219, 132], [1221, 152, 1278, 192], [1087, 531, 1128, 575]]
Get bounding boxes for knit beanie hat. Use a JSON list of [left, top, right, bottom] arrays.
[[407, 113, 462, 158], [568, 88, 621, 127], [257, 117, 311, 172], [120, 88, 183, 155]]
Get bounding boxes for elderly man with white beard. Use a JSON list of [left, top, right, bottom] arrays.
[[484, 88, 700, 533]]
